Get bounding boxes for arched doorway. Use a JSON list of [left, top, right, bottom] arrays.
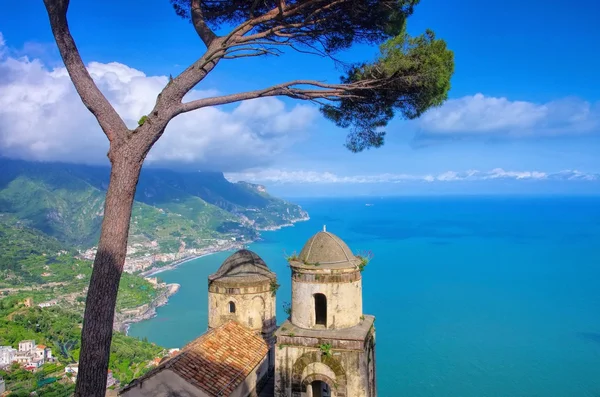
[[314, 293, 327, 327], [291, 352, 347, 397], [301, 373, 336, 397]]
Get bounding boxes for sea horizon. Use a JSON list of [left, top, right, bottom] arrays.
[[277, 193, 600, 199]]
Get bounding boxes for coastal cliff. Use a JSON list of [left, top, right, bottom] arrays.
[[114, 283, 180, 333]]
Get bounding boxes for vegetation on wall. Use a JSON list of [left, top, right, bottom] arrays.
[[270, 280, 280, 297], [284, 251, 300, 262], [319, 342, 333, 358], [356, 250, 374, 272], [283, 302, 292, 318]]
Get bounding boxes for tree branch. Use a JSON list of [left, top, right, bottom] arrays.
[[177, 79, 382, 113], [155, 0, 346, 116], [42, 0, 128, 143], [224, 0, 329, 41], [191, 0, 217, 47]]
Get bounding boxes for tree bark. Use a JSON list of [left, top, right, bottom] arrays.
[[74, 151, 143, 397]]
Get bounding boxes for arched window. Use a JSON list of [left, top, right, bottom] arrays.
[[314, 293, 327, 326], [228, 301, 236, 313], [311, 380, 331, 397]]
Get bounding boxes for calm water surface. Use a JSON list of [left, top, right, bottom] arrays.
[[129, 196, 600, 396]]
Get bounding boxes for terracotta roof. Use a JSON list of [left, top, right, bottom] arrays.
[[209, 249, 275, 283], [295, 230, 360, 269], [121, 321, 268, 396], [36, 345, 46, 349]]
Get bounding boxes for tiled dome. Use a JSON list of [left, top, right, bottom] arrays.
[[296, 230, 359, 268], [209, 249, 275, 283]]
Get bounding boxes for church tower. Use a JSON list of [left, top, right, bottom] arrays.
[[208, 249, 278, 366], [275, 229, 376, 397]]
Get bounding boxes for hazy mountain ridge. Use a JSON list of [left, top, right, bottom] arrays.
[[0, 158, 308, 251]]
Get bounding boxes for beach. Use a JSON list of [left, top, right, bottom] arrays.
[[139, 243, 245, 277]]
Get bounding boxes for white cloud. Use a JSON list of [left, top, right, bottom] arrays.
[[226, 168, 599, 184], [485, 168, 547, 180], [0, 35, 318, 171], [418, 93, 600, 138], [227, 169, 422, 184]]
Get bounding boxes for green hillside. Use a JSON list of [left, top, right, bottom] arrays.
[[0, 304, 166, 391], [0, 158, 307, 250], [0, 218, 173, 390], [125, 168, 308, 230], [0, 216, 81, 288], [0, 173, 104, 247], [0, 218, 159, 311]]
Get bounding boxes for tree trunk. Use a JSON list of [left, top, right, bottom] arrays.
[[75, 154, 143, 397]]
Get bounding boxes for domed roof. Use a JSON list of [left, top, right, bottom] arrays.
[[209, 249, 275, 283], [296, 229, 360, 268]]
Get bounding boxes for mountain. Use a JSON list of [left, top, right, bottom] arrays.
[[0, 158, 308, 251]]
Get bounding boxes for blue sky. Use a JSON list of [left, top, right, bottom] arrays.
[[1, 0, 599, 196]]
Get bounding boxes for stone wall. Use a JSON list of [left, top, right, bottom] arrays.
[[291, 269, 362, 330], [208, 279, 276, 338], [231, 354, 269, 397], [274, 343, 373, 397], [275, 318, 376, 397]]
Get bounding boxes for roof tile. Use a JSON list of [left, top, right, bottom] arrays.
[[122, 321, 268, 396]]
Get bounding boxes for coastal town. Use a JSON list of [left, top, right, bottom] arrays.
[[0, 340, 54, 372], [79, 237, 249, 275], [0, 338, 183, 395]]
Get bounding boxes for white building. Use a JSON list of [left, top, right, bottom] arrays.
[[0, 346, 17, 367], [11, 340, 54, 369], [24, 360, 43, 370], [107, 370, 118, 388], [18, 340, 35, 353], [13, 354, 31, 365], [38, 299, 58, 308], [33, 347, 45, 360], [29, 345, 48, 366], [0, 376, 5, 394], [66, 363, 79, 383]]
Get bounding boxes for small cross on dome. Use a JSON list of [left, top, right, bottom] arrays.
[[323, 225, 327, 232]]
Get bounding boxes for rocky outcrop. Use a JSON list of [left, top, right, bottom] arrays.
[[113, 283, 180, 333]]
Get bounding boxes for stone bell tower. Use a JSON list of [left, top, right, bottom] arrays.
[[275, 229, 376, 397], [208, 249, 278, 366]]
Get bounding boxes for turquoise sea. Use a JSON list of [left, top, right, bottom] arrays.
[[129, 196, 600, 397]]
